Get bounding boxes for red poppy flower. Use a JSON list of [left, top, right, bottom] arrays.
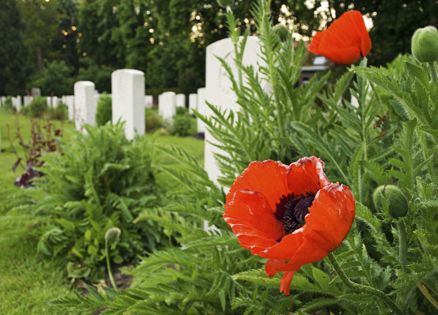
[[224, 157, 355, 295], [308, 10, 371, 65]]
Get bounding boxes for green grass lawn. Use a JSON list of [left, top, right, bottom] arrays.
[[0, 109, 204, 314]]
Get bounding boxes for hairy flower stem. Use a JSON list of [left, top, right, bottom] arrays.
[[105, 240, 118, 291], [417, 283, 438, 310], [357, 57, 369, 203], [429, 62, 437, 82], [327, 252, 403, 315], [397, 219, 408, 270]]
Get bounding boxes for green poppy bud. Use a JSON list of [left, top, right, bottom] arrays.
[[105, 227, 121, 245], [273, 24, 290, 42], [411, 26, 438, 63], [373, 185, 409, 219], [217, 0, 233, 8]]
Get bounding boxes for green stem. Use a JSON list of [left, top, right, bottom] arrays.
[[105, 240, 118, 291], [357, 57, 369, 203], [397, 219, 408, 271], [327, 253, 403, 315], [429, 62, 437, 82], [417, 283, 438, 310]]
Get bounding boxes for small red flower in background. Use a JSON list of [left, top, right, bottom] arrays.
[[224, 157, 355, 295], [308, 10, 371, 65]]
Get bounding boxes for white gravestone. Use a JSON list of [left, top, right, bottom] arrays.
[[158, 92, 176, 122], [145, 95, 153, 108], [23, 96, 33, 106], [204, 36, 263, 185], [189, 93, 198, 113], [14, 96, 22, 112], [111, 69, 145, 140], [65, 95, 75, 121], [196, 88, 207, 132], [31, 88, 41, 96], [74, 81, 96, 130], [176, 94, 186, 108], [52, 96, 60, 108]]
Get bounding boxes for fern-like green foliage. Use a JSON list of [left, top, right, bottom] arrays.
[[96, 93, 112, 126], [34, 123, 165, 280], [55, 1, 437, 314]]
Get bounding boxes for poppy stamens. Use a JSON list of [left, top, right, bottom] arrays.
[[276, 193, 315, 235]]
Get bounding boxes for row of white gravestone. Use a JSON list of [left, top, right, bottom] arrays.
[[73, 70, 151, 140], [156, 93, 188, 119], [156, 89, 208, 133], [1, 36, 266, 190], [0, 95, 73, 112]]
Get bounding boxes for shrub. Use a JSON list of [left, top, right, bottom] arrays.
[[95, 93, 112, 126], [21, 96, 48, 118], [145, 108, 163, 132], [77, 63, 113, 93], [47, 103, 68, 121], [169, 107, 196, 136], [35, 124, 164, 281], [30, 61, 74, 96]]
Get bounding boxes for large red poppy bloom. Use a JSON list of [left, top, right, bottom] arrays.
[[308, 10, 371, 65], [224, 157, 355, 295]]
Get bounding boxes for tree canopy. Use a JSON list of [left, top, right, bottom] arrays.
[[1, 0, 436, 95]]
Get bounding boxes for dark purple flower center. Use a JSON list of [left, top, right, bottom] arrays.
[[275, 193, 315, 235]]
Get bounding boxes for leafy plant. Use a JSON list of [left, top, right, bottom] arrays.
[[145, 108, 163, 132], [35, 124, 164, 281], [30, 61, 74, 96], [169, 107, 196, 137], [47, 103, 68, 121], [8, 119, 62, 187], [95, 93, 112, 126], [21, 96, 48, 118]]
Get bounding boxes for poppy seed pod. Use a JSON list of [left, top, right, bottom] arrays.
[[273, 24, 290, 42], [373, 185, 408, 219], [411, 26, 438, 63], [105, 227, 121, 245], [217, 0, 233, 8]]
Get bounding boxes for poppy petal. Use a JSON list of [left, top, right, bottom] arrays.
[[226, 160, 289, 211], [304, 183, 355, 250], [308, 32, 324, 54], [264, 233, 330, 275], [280, 271, 295, 295], [224, 190, 284, 255], [260, 231, 304, 259], [286, 156, 329, 196], [308, 10, 371, 64], [317, 46, 361, 65]]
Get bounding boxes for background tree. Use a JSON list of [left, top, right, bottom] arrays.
[[30, 61, 74, 96], [0, 0, 27, 95], [1, 0, 436, 95], [17, 0, 61, 73]]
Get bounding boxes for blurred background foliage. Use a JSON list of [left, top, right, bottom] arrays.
[[1, 0, 436, 96]]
